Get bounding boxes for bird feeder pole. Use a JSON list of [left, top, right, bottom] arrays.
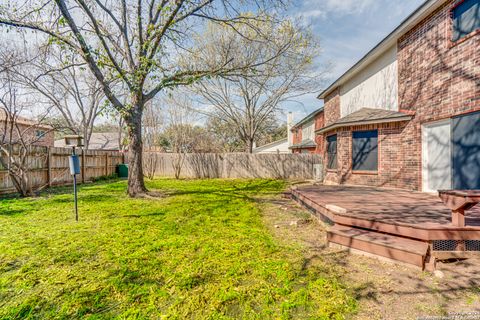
[[64, 135, 84, 221]]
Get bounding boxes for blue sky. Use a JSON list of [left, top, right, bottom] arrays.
[[285, 0, 425, 123]]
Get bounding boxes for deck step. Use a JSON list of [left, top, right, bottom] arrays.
[[328, 225, 429, 268]]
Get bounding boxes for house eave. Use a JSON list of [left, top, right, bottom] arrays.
[[318, 0, 448, 100], [315, 115, 412, 134], [290, 108, 324, 131], [288, 145, 316, 150]]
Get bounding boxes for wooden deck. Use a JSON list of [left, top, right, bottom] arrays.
[[290, 184, 480, 270]]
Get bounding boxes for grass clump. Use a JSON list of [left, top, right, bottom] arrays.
[[0, 179, 356, 319]]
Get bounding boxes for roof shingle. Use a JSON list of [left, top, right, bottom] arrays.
[[316, 108, 412, 134]]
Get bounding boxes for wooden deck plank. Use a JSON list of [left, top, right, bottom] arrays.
[[293, 185, 480, 229], [291, 185, 480, 241]]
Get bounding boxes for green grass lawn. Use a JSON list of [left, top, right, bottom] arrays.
[[0, 179, 356, 319]]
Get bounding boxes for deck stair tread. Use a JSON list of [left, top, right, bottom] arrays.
[[291, 185, 480, 269], [329, 225, 429, 255], [328, 225, 429, 268]]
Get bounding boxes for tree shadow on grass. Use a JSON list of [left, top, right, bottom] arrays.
[[49, 193, 118, 204], [0, 207, 29, 216], [165, 180, 284, 202], [39, 179, 125, 198]]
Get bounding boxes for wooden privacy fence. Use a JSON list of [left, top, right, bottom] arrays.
[[0, 146, 124, 194], [1, 149, 322, 194], [143, 152, 323, 180]]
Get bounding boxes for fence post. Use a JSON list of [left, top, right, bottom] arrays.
[[47, 147, 52, 187], [81, 149, 86, 184], [105, 153, 109, 176]]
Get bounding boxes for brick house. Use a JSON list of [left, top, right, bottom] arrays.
[[0, 112, 54, 147], [289, 108, 325, 154], [316, 0, 479, 192]]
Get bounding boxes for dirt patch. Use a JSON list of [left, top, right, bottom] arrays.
[[260, 196, 480, 320]]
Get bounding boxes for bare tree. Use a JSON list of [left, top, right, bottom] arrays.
[[143, 102, 164, 151], [0, 0, 289, 196], [0, 59, 53, 197], [142, 102, 164, 179], [162, 96, 199, 179], [12, 49, 107, 149], [194, 20, 324, 152]]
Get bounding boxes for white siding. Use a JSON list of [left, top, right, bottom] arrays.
[[340, 44, 398, 117], [253, 139, 289, 154], [302, 121, 315, 141]]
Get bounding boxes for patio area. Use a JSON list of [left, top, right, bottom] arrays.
[[290, 184, 480, 270]]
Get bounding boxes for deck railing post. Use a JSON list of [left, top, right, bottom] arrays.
[[451, 209, 465, 227]]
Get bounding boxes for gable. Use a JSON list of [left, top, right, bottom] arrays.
[[339, 45, 398, 117]]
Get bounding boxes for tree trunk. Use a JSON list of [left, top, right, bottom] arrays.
[[246, 138, 255, 153], [125, 101, 147, 197], [9, 169, 34, 197]]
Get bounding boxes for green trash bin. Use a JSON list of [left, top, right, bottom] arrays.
[[117, 164, 128, 178]]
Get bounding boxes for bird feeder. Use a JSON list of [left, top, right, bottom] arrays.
[[64, 135, 84, 148]]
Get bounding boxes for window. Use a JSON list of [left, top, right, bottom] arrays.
[[452, 111, 480, 189], [352, 130, 378, 171], [452, 0, 480, 42], [326, 135, 337, 169], [302, 121, 314, 141], [35, 130, 46, 139]]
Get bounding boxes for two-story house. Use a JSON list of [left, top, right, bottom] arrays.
[[316, 0, 479, 192], [289, 108, 325, 154], [0, 112, 54, 147]]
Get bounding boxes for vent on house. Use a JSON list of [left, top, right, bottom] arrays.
[[466, 240, 480, 251], [432, 240, 480, 251]]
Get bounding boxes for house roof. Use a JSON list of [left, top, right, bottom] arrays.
[[55, 132, 121, 150], [0, 111, 53, 129], [288, 139, 316, 149], [253, 138, 289, 153], [291, 107, 324, 130], [254, 138, 288, 150], [318, 0, 448, 100], [315, 108, 412, 134]]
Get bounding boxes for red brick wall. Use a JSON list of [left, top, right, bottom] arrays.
[[291, 111, 325, 154], [1, 121, 54, 147], [314, 111, 325, 131], [292, 128, 302, 145], [323, 89, 341, 126], [323, 122, 409, 188], [314, 111, 325, 154], [33, 129, 55, 147], [323, 0, 479, 191], [396, 0, 480, 190]]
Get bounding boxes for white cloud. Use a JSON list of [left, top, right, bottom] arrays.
[[304, 0, 377, 16], [301, 9, 326, 19]]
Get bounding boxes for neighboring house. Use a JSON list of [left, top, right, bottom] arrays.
[[0, 112, 54, 147], [55, 132, 122, 150], [315, 0, 479, 191], [252, 138, 289, 154], [289, 108, 324, 154]]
